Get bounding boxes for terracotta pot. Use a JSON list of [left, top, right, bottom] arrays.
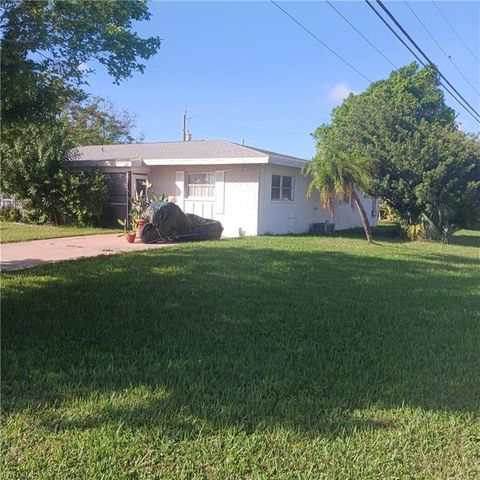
[[135, 218, 147, 236], [125, 232, 136, 243]]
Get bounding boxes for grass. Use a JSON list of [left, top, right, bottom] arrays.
[[1, 228, 479, 478], [0, 222, 117, 243]]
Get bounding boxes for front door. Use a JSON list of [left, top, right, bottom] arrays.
[[132, 173, 149, 199]]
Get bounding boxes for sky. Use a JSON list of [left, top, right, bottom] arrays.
[[84, 1, 480, 159]]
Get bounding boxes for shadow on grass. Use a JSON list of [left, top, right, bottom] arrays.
[[270, 223, 407, 243], [334, 223, 405, 240], [333, 225, 480, 249], [2, 240, 479, 439], [452, 232, 480, 248]]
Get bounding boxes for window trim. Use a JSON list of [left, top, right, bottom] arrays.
[[186, 171, 216, 200], [271, 174, 295, 202]]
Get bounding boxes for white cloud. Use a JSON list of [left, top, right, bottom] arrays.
[[328, 82, 355, 102]]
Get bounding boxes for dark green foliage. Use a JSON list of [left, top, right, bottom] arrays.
[[62, 169, 109, 226], [0, 205, 22, 223], [1, 123, 72, 224], [0, 123, 108, 225], [1, 0, 160, 130], [318, 62, 480, 234], [0, 0, 159, 226]]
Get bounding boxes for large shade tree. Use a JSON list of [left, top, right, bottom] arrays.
[[0, 0, 160, 224], [0, 0, 161, 132], [317, 62, 480, 234]]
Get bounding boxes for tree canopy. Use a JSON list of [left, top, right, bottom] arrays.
[[0, 0, 159, 225], [315, 62, 480, 232], [0, 0, 160, 128], [62, 96, 142, 146]]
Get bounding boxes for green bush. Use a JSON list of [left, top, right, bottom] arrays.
[[0, 205, 22, 223], [1, 123, 108, 226], [61, 169, 109, 226]]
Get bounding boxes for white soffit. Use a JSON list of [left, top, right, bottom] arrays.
[[143, 156, 269, 166]]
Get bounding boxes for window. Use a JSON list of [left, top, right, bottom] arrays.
[[271, 174, 294, 201], [187, 172, 215, 198]]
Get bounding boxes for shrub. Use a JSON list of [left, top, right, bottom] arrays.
[[404, 223, 424, 241], [0, 205, 22, 223], [1, 123, 108, 226], [61, 169, 108, 226]]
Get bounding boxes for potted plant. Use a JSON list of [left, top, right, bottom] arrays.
[[117, 218, 136, 243], [131, 180, 152, 236]]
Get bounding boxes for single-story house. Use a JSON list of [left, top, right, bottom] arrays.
[[72, 139, 378, 236]]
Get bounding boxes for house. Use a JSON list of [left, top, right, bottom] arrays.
[[72, 139, 378, 236]]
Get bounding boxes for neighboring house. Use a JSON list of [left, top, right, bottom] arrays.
[[72, 139, 378, 236]]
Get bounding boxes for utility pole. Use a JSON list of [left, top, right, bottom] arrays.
[[182, 110, 191, 142]]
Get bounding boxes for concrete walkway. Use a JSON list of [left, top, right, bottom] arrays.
[[1, 234, 175, 271]]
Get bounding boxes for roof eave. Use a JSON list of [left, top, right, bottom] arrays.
[[268, 156, 309, 169], [143, 156, 269, 166], [71, 159, 141, 167]]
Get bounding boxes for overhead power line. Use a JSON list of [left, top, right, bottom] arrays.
[[365, 0, 480, 123], [432, 0, 480, 64], [375, 0, 480, 120], [365, 2, 428, 66], [404, 1, 479, 96], [270, 0, 372, 82], [325, 0, 397, 69]]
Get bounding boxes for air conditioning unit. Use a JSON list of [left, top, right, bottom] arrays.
[[325, 223, 335, 234], [309, 223, 335, 235]]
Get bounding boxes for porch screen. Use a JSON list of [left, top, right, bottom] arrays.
[[103, 172, 129, 227]]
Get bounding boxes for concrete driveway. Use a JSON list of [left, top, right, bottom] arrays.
[[1, 234, 175, 271]]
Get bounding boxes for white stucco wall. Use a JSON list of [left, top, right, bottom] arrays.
[[137, 163, 378, 237], [149, 164, 260, 237], [257, 165, 324, 234], [258, 165, 378, 234], [331, 192, 379, 230]]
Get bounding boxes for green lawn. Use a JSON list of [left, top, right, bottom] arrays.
[[2, 230, 479, 478], [0, 222, 117, 243]]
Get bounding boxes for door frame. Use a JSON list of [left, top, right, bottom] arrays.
[[131, 173, 149, 199]]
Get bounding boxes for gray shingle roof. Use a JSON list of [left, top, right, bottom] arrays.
[[73, 139, 308, 165]]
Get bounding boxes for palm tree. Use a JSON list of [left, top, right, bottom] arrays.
[[305, 142, 373, 243]]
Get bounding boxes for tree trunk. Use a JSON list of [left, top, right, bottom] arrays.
[[352, 189, 373, 243]]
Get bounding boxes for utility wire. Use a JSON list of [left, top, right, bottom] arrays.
[[366, 0, 480, 123], [270, 0, 372, 82], [325, 0, 397, 69], [404, 1, 479, 96], [375, 0, 480, 121], [365, 1, 426, 67], [365, 0, 480, 123], [271, 0, 479, 123], [432, 0, 480, 63]]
